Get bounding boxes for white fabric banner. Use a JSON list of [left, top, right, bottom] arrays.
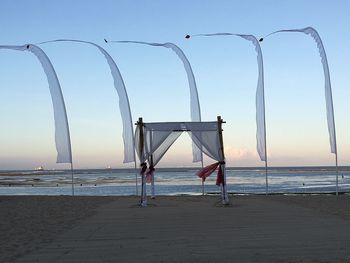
[[238, 35, 266, 162], [38, 40, 135, 163], [188, 33, 267, 161], [0, 44, 72, 163], [265, 27, 337, 154], [109, 40, 203, 163]]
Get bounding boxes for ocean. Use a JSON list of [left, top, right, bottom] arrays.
[[0, 166, 350, 196]]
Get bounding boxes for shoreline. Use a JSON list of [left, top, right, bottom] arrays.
[[0, 190, 350, 198], [1, 165, 350, 174]]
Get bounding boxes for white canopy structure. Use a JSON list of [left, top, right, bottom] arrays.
[[135, 116, 229, 207]]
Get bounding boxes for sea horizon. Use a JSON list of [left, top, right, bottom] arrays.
[[1, 165, 349, 196], [1, 165, 350, 173]]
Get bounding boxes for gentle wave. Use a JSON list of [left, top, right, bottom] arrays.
[[0, 167, 349, 195]]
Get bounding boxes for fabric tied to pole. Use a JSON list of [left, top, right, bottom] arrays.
[[196, 162, 219, 182], [216, 164, 224, 186], [196, 162, 225, 186], [140, 163, 147, 176], [145, 166, 155, 184]]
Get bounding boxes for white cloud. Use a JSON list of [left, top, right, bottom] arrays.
[[224, 146, 259, 161]]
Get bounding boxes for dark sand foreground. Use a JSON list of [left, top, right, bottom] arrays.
[[1, 195, 350, 263]]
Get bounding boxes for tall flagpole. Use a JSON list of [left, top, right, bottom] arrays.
[[201, 157, 204, 195], [265, 161, 268, 196], [134, 161, 138, 195], [187, 33, 267, 196], [261, 44, 268, 196], [70, 162, 74, 196], [335, 153, 339, 196], [260, 27, 339, 197], [37, 39, 137, 193]]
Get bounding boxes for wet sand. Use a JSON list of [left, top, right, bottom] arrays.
[[2, 195, 350, 262]]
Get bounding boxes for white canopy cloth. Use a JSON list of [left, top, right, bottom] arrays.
[[135, 118, 229, 206], [0, 44, 72, 164], [108, 40, 202, 163], [136, 121, 222, 165], [38, 39, 135, 164]]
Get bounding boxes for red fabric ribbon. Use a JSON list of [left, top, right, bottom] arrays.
[[140, 163, 147, 176], [216, 164, 224, 186], [196, 162, 219, 182], [196, 162, 225, 186], [145, 166, 155, 184]]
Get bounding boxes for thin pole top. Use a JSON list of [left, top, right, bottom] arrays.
[[217, 116, 225, 160], [217, 115, 226, 125], [136, 117, 143, 126]]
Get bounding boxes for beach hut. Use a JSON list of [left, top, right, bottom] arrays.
[[135, 116, 229, 206]]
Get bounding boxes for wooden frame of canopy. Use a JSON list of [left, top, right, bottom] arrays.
[[135, 116, 229, 207]]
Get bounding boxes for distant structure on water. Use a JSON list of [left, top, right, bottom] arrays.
[[35, 166, 44, 171]]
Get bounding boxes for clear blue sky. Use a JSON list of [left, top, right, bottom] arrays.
[[0, 0, 349, 169]]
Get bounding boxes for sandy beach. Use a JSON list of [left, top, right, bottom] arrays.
[[1, 195, 350, 263]]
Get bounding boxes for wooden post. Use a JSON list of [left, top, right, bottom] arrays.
[[149, 132, 155, 199], [217, 116, 229, 204], [137, 117, 144, 159], [201, 147, 204, 196], [335, 153, 339, 196], [217, 116, 225, 157], [136, 117, 147, 206]]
